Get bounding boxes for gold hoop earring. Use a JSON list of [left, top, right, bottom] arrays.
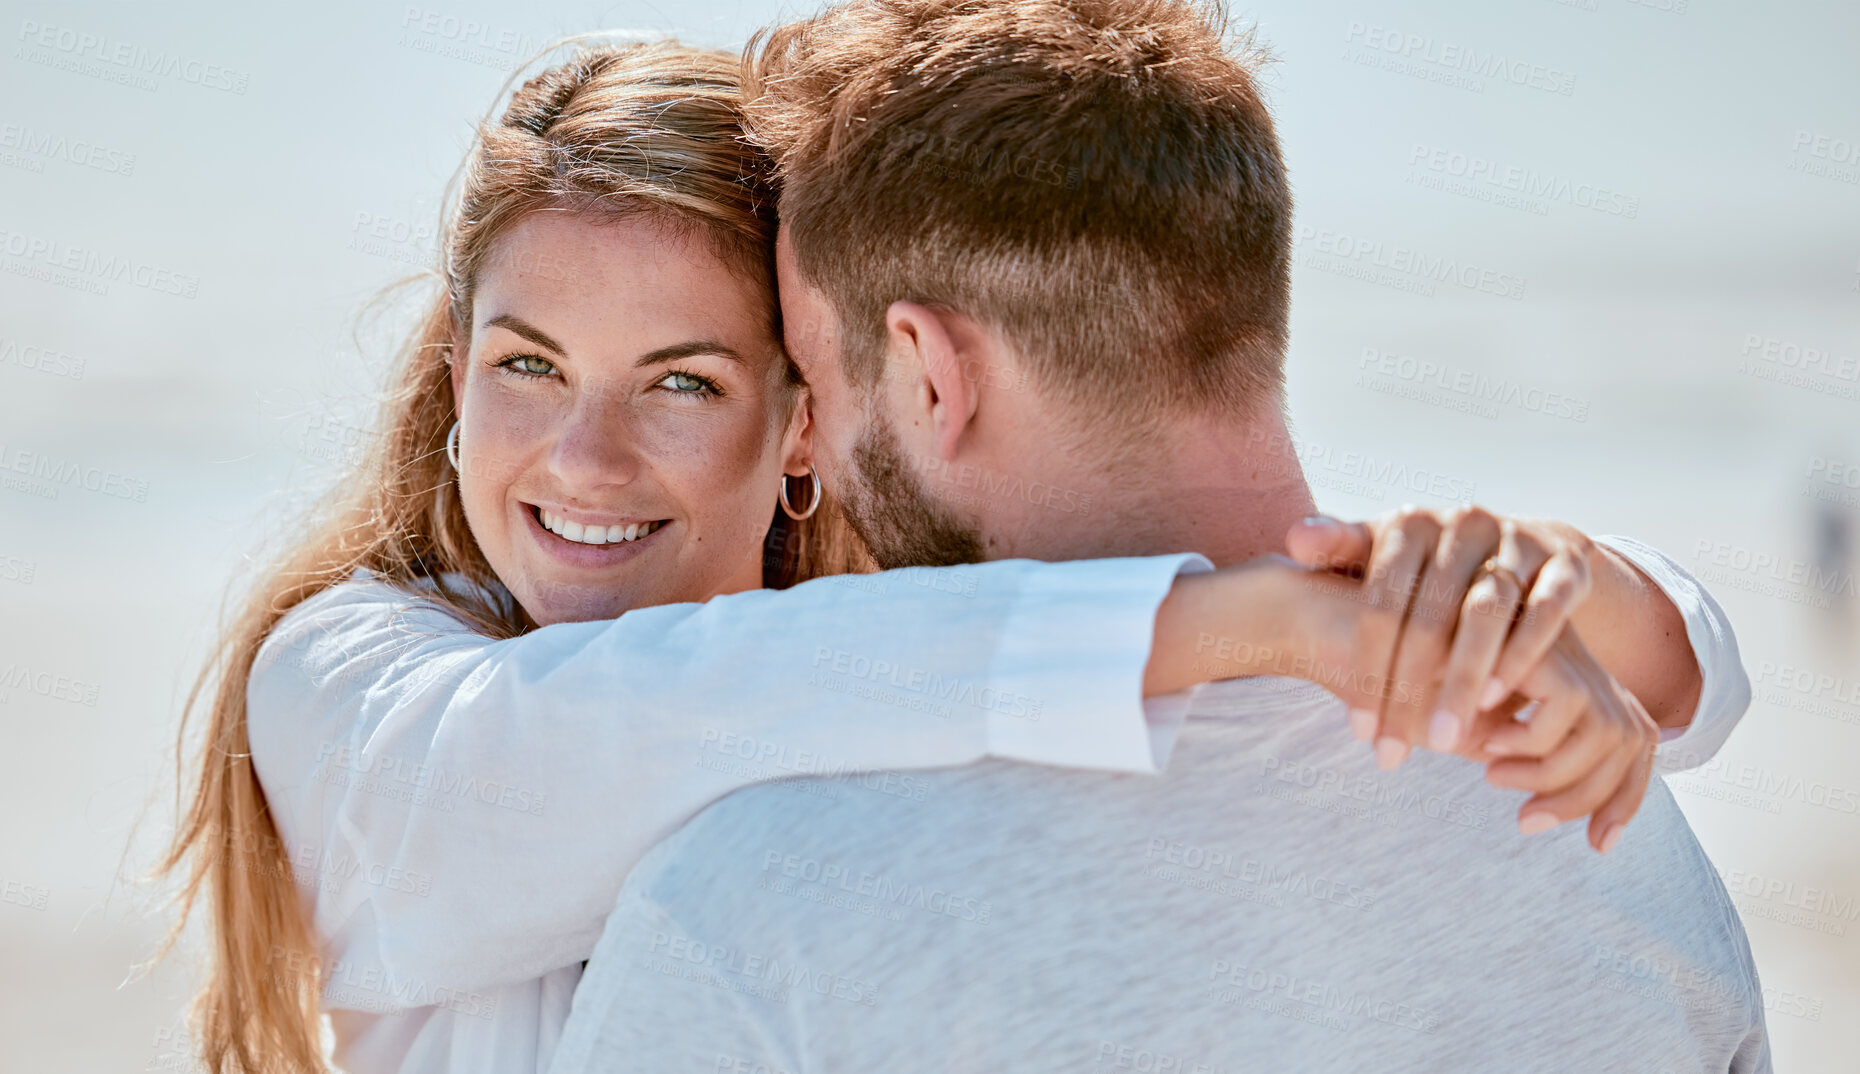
[[780, 466, 822, 521]]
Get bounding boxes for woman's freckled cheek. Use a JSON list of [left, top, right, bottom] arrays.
[[637, 399, 770, 485], [465, 371, 557, 484], [647, 397, 779, 560]]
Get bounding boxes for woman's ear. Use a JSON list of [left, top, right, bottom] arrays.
[[780, 388, 815, 478]]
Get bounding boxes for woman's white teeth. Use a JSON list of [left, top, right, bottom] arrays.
[[538, 509, 660, 546]]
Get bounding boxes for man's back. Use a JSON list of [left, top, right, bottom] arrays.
[[552, 679, 1769, 1074]]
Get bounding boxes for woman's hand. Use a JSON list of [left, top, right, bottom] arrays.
[[1284, 506, 1662, 853], [1285, 507, 1598, 763]]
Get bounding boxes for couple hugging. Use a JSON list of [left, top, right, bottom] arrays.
[[162, 2, 1766, 1072]]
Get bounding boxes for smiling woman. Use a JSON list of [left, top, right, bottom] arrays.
[[151, 41, 880, 1074], [453, 212, 811, 623]]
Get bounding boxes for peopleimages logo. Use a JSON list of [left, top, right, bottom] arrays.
[[14, 19, 250, 94], [1754, 661, 1860, 708], [347, 210, 438, 270], [1738, 333, 1860, 403], [1357, 346, 1591, 423], [645, 931, 882, 1007], [1297, 226, 1527, 301], [1206, 957, 1442, 1034], [810, 646, 1044, 721], [0, 337, 85, 380], [1692, 538, 1857, 603], [311, 741, 549, 816], [1143, 837, 1380, 911], [761, 851, 993, 925], [0, 662, 101, 707], [0, 227, 199, 299], [0, 552, 35, 586], [0, 441, 150, 503], [1741, 334, 1860, 382], [1806, 456, 1860, 494], [1789, 129, 1859, 186], [0, 122, 136, 176], [1407, 144, 1639, 218], [1342, 21, 1576, 96], [1717, 866, 1859, 932]]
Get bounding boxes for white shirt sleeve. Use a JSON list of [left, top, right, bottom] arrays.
[[246, 554, 1208, 1001], [1593, 535, 1752, 775]]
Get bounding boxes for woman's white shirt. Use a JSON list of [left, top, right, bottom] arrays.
[[246, 555, 1208, 1074]]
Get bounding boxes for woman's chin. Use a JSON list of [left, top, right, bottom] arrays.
[[517, 580, 644, 626]]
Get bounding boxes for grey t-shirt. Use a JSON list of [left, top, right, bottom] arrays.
[[551, 675, 1769, 1074]]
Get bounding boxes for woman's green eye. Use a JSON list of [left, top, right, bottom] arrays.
[[659, 371, 713, 393], [505, 354, 556, 377]]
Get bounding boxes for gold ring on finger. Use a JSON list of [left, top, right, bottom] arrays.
[[1478, 558, 1524, 593]]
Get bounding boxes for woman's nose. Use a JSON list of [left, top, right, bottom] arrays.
[[547, 389, 643, 491]]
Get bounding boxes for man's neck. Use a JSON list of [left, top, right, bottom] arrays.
[[982, 407, 1316, 568]]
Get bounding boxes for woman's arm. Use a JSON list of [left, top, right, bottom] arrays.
[[1579, 534, 1751, 775], [1574, 538, 1701, 728], [1145, 554, 1313, 694], [249, 553, 1314, 1003]]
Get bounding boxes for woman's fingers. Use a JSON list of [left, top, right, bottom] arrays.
[[1284, 515, 1375, 574], [1383, 506, 1495, 748], [1352, 510, 1439, 759], [1515, 740, 1638, 839], [1381, 555, 1457, 755], [1480, 659, 1588, 758], [1478, 627, 1661, 851], [1435, 568, 1518, 732], [1484, 713, 1617, 796], [1291, 567, 1401, 720], [1418, 507, 1515, 749], [1487, 539, 1592, 705], [1587, 732, 1657, 854], [1458, 693, 1536, 762]]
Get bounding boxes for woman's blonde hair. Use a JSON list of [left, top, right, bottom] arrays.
[[156, 40, 867, 1073]]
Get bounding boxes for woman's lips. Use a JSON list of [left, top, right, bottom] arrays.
[[523, 503, 668, 568]]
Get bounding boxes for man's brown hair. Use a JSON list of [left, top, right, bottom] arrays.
[[744, 0, 1292, 424]]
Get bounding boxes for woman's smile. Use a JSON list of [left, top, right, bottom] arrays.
[[521, 500, 671, 569]]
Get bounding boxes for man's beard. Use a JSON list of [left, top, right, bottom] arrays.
[[839, 409, 987, 570]]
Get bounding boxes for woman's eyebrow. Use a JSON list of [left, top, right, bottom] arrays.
[[483, 314, 566, 355], [636, 341, 747, 367]]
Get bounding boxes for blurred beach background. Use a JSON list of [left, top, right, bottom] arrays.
[[0, 0, 1855, 1067]]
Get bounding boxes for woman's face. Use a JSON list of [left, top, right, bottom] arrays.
[[451, 212, 806, 626]]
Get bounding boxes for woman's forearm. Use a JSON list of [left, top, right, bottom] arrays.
[[1145, 557, 1308, 696], [1571, 542, 1703, 731]]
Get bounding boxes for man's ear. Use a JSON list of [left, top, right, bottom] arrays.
[[885, 300, 977, 461]]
